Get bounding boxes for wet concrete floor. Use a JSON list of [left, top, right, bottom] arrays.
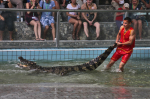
[[0, 83, 150, 99]]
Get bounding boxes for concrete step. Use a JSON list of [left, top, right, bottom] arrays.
[[0, 40, 150, 48]]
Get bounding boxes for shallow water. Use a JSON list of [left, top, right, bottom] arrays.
[[0, 58, 150, 87]]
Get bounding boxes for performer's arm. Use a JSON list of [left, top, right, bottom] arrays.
[[116, 26, 123, 43], [117, 30, 135, 45]]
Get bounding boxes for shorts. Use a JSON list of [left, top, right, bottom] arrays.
[[25, 16, 39, 25], [40, 16, 55, 27], [111, 50, 132, 63], [82, 19, 97, 26], [68, 16, 71, 21], [68, 16, 78, 21], [0, 15, 14, 31]]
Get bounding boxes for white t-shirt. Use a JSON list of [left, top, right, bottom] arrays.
[[67, 4, 80, 15]]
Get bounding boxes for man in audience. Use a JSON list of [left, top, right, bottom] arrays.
[[10, 0, 23, 20], [115, 3, 129, 30], [81, 0, 100, 40], [0, 0, 14, 40], [39, 0, 56, 40], [111, 0, 124, 21]]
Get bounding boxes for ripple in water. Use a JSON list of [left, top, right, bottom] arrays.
[[0, 58, 150, 87]]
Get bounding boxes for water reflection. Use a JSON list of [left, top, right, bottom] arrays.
[[110, 73, 132, 98]]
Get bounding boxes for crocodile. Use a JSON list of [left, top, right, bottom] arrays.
[[17, 43, 117, 75]]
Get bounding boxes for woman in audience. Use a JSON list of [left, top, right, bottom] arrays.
[[25, 0, 44, 41], [129, 0, 143, 40], [0, 0, 13, 40], [66, 0, 82, 40], [39, 0, 56, 40]]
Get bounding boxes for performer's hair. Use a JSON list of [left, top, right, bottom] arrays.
[[124, 17, 132, 23]]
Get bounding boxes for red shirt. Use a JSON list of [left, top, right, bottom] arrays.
[[117, 27, 135, 53], [115, 8, 123, 21]]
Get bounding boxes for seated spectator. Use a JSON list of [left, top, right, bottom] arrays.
[[66, 0, 82, 40], [81, 0, 100, 40], [111, 0, 124, 10], [0, 0, 14, 40], [115, 3, 129, 30], [139, 0, 150, 9], [123, 3, 129, 17], [76, 0, 86, 7], [129, 0, 143, 40], [10, 0, 23, 20], [39, 0, 56, 40], [25, 0, 44, 41]]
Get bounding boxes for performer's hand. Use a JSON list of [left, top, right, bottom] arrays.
[[117, 42, 122, 46]]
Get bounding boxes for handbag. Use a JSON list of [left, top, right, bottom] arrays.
[[89, 14, 94, 21]]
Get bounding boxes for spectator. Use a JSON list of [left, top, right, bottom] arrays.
[[10, 0, 23, 20], [122, 3, 129, 20], [66, 0, 82, 40], [81, 0, 100, 40], [111, 0, 124, 10], [0, 0, 14, 40], [129, 0, 143, 40], [115, 3, 129, 30], [139, 0, 150, 9], [39, 0, 56, 40], [25, 0, 44, 41], [115, 5, 124, 30], [111, 0, 124, 21], [76, 0, 86, 7]]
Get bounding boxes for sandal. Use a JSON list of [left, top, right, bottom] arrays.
[[36, 38, 40, 41], [39, 38, 45, 41], [76, 35, 80, 40], [96, 36, 100, 40]]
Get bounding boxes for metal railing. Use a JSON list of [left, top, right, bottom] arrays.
[[0, 8, 149, 47]]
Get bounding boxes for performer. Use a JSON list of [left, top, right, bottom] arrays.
[[105, 17, 135, 72]]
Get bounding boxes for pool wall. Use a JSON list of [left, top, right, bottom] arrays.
[[0, 47, 150, 61]]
